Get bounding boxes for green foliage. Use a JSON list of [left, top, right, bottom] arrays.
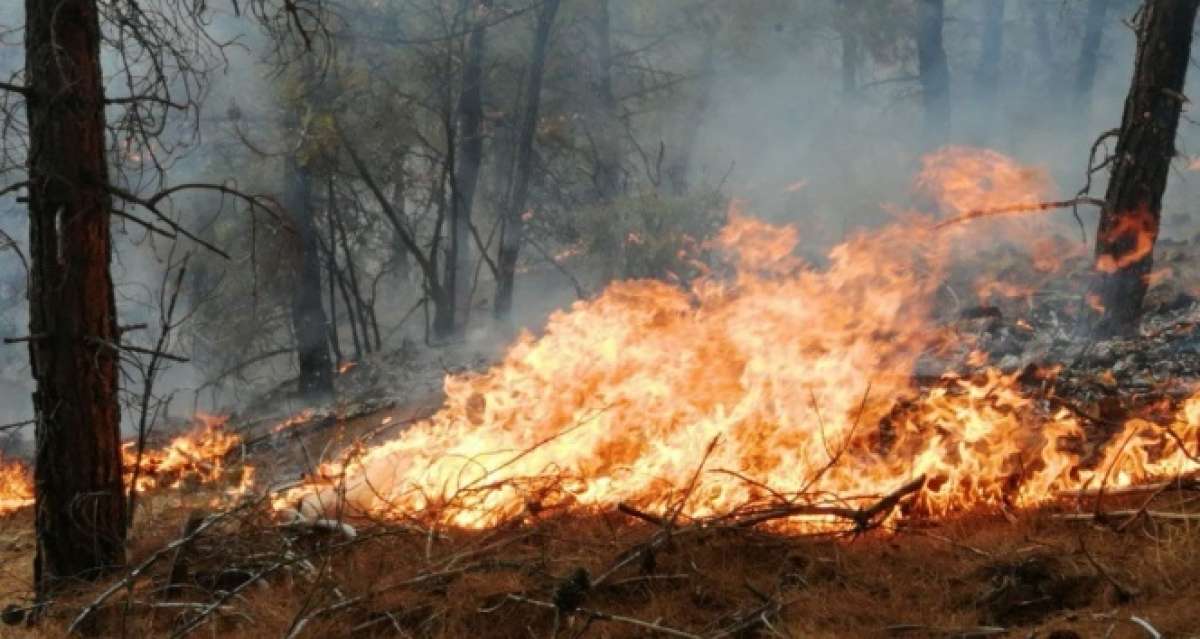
[[574, 190, 726, 282]]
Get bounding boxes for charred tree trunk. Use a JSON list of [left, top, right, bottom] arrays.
[[1075, 0, 1110, 115], [283, 142, 335, 400], [24, 0, 127, 596], [916, 0, 950, 147], [448, 0, 490, 334], [494, 0, 561, 320], [972, 0, 1004, 141], [1090, 0, 1200, 336], [583, 0, 622, 200]]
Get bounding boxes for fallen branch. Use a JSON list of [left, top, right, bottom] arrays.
[[503, 593, 701, 639], [733, 475, 927, 531], [932, 196, 1106, 230], [68, 506, 247, 634]]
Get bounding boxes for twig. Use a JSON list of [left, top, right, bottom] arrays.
[[733, 475, 927, 532], [932, 197, 1106, 230], [503, 593, 701, 639], [68, 506, 246, 634]]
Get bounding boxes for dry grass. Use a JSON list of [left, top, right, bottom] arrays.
[[0, 482, 1198, 638]]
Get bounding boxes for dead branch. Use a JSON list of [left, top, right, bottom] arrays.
[[932, 197, 1106, 230], [502, 593, 702, 639], [68, 505, 248, 634], [732, 475, 927, 532]]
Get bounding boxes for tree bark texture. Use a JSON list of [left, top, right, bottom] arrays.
[[1090, 0, 1200, 336], [24, 0, 127, 596]]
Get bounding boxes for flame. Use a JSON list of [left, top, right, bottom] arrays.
[[1096, 206, 1156, 274], [281, 148, 1199, 530], [0, 457, 33, 516], [272, 408, 316, 433], [338, 361, 358, 375], [915, 146, 1053, 216], [122, 413, 243, 492]]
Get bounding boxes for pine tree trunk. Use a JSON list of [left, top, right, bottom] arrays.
[[494, 0, 561, 320], [284, 145, 335, 399], [24, 0, 127, 596], [1090, 0, 1200, 336], [916, 0, 950, 146]]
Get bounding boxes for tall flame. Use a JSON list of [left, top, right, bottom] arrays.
[[279, 148, 1200, 530]]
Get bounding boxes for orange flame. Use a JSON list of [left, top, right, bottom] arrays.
[[122, 413, 243, 493], [280, 148, 1198, 530], [1096, 206, 1156, 274], [0, 457, 33, 516]]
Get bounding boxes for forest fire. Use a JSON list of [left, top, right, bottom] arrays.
[[0, 457, 32, 515], [0, 412, 254, 516], [122, 413, 245, 493], [276, 148, 1200, 531]]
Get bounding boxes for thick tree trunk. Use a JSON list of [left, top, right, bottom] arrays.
[[448, 0, 490, 332], [1074, 0, 1110, 115], [494, 0, 561, 320], [916, 0, 950, 147], [24, 0, 127, 596], [284, 146, 335, 399], [583, 0, 622, 201], [1090, 0, 1200, 336]]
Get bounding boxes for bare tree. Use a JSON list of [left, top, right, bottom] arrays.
[[448, 0, 492, 332], [495, 0, 562, 320], [1090, 0, 1200, 335]]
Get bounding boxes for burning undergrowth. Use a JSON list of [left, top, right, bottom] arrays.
[[273, 147, 1199, 533]]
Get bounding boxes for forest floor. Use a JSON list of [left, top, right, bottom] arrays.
[[3, 238, 1200, 637]]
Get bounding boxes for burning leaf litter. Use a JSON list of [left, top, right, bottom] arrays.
[[272, 147, 1199, 531]]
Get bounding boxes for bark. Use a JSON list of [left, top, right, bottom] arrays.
[[1090, 0, 1200, 336], [283, 136, 335, 399], [448, 0, 490, 334], [1074, 0, 1110, 113], [24, 0, 127, 595], [916, 0, 950, 147], [583, 0, 622, 200], [494, 0, 561, 320]]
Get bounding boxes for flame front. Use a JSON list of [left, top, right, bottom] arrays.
[[281, 148, 1200, 530]]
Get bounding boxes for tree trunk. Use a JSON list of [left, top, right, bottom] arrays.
[[284, 139, 335, 399], [1074, 0, 1110, 116], [972, 0, 1004, 141], [583, 0, 623, 201], [24, 0, 127, 596], [494, 0, 561, 320], [449, 0, 490, 333], [1090, 0, 1200, 336], [916, 0, 950, 147]]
